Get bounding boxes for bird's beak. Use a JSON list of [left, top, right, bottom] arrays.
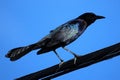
[[96, 15, 105, 19]]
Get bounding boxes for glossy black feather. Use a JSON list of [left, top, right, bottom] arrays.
[[37, 19, 87, 54], [5, 12, 105, 61]]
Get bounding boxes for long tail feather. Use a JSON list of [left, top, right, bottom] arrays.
[[5, 44, 36, 61]]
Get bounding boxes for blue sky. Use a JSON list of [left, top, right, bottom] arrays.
[[1, 0, 120, 80]]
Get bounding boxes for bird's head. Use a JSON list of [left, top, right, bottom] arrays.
[[77, 12, 105, 26]]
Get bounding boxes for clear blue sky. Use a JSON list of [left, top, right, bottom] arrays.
[[1, 0, 120, 80]]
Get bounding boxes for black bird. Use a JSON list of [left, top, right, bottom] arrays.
[[5, 12, 105, 64]]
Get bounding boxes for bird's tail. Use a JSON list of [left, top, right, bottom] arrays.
[[5, 44, 37, 61]]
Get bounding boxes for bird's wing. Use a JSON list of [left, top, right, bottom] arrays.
[[44, 19, 87, 47]]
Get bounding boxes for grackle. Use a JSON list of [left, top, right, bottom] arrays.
[[5, 12, 105, 65]]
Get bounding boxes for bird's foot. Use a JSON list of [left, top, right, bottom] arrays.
[[59, 60, 64, 68], [74, 57, 77, 64], [56, 61, 64, 72], [74, 54, 80, 64]]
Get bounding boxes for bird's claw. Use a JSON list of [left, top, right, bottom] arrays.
[[73, 55, 80, 64], [56, 61, 64, 72], [59, 61, 64, 68], [74, 57, 77, 64]]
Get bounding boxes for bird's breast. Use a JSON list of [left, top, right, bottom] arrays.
[[62, 20, 87, 45], [63, 23, 79, 42]]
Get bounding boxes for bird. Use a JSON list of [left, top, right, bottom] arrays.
[[5, 12, 105, 65]]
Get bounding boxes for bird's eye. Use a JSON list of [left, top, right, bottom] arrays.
[[88, 16, 95, 21]]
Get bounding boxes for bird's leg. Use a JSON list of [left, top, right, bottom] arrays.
[[62, 47, 79, 64], [53, 50, 64, 67]]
